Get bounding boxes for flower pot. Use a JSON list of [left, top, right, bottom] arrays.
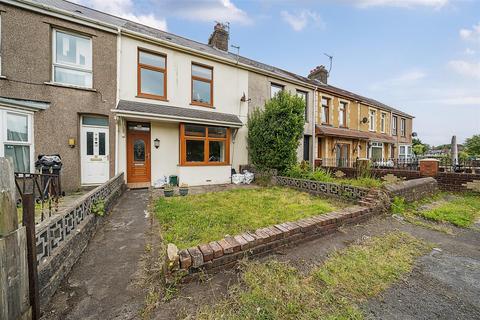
[[179, 188, 189, 196], [164, 189, 174, 197]]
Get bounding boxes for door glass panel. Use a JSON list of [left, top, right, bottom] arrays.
[[99, 132, 106, 156], [86, 131, 94, 156], [7, 113, 28, 142], [186, 140, 204, 162], [133, 139, 146, 161], [4, 145, 30, 172], [209, 141, 225, 162]]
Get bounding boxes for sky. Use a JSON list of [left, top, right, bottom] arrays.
[[73, 0, 480, 146]]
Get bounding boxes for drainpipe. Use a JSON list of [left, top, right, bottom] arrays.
[[311, 86, 318, 170], [114, 27, 121, 175]]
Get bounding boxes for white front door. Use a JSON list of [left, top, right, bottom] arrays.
[[81, 122, 109, 185]]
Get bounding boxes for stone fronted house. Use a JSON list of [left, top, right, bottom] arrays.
[[0, 0, 414, 190], [0, 0, 117, 191]]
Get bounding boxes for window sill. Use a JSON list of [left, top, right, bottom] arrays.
[[44, 82, 96, 92], [190, 102, 214, 109], [136, 94, 169, 102], [0, 75, 6, 79]]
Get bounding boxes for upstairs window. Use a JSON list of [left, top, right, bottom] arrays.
[[321, 97, 330, 124], [296, 90, 308, 122], [192, 63, 213, 107], [53, 29, 92, 88], [138, 49, 167, 100], [401, 118, 406, 137], [392, 115, 398, 136], [270, 83, 284, 98], [339, 101, 348, 127], [369, 110, 376, 131], [380, 112, 386, 133]]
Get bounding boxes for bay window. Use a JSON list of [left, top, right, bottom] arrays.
[[369, 142, 383, 161], [0, 110, 33, 172], [192, 63, 213, 107], [53, 29, 92, 88], [180, 124, 230, 165], [138, 49, 167, 100]]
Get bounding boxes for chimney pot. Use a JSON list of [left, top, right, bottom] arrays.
[[308, 65, 328, 84], [208, 22, 229, 52]]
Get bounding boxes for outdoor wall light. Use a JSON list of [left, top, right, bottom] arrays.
[[154, 138, 160, 149], [68, 138, 76, 148]]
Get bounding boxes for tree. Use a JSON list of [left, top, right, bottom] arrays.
[[412, 138, 429, 156], [247, 91, 305, 173], [465, 134, 480, 156]]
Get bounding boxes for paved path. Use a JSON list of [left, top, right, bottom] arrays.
[[42, 189, 150, 320]]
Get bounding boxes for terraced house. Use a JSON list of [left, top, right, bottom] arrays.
[[0, 0, 414, 189]]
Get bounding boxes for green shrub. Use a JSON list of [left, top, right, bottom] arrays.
[[391, 197, 407, 215], [247, 91, 305, 173]]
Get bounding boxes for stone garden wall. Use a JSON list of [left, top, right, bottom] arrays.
[[37, 173, 125, 307], [383, 177, 438, 202]]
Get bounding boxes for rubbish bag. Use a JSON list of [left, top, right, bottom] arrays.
[[154, 175, 168, 188], [243, 170, 255, 184], [232, 174, 245, 185]]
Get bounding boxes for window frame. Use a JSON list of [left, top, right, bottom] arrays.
[[321, 96, 331, 125], [137, 48, 168, 101], [0, 13, 2, 76], [180, 123, 230, 166], [369, 109, 376, 132], [0, 108, 34, 172], [270, 83, 284, 99], [296, 90, 309, 122], [400, 118, 406, 137], [380, 112, 386, 133], [392, 115, 398, 136], [191, 62, 214, 108], [339, 100, 348, 128], [52, 28, 93, 88]]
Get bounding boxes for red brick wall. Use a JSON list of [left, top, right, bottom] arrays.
[[435, 172, 480, 192]]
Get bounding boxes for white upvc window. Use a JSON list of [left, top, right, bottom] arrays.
[[0, 108, 34, 172], [369, 141, 383, 161], [400, 118, 406, 137], [369, 109, 376, 131], [399, 144, 413, 160], [52, 29, 93, 88], [380, 112, 386, 133]]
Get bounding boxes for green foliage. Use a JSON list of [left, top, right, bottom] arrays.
[[419, 194, 480, 227], [465, 134, 480, 156], [391, 197, 408, 215], [412, 138, 429, 155], [284, 164, 383, 188], [247, 91, 306, 173], [196, 232, 429, 320], [155, 187, 341, 249], [91, 199, 106, 216]]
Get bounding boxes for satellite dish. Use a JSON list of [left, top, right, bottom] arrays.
[[412, 132, 418, 137], [362, 117, 368, 124]]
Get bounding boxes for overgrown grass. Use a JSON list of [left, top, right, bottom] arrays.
[[419, 194, 480, 227], [285, 165, 383, 188], [196, 232, 429, 320], [392, 193, 480, 228], [155, 187, 342, 249]]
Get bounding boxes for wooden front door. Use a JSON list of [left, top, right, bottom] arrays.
[[126, 123, 151, 186]]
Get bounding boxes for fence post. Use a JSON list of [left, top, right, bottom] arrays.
[[23, 193, 40, 320]]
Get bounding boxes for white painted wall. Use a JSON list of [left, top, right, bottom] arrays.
[[117, 35, 250, 185]]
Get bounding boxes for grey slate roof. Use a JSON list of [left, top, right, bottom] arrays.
[[115, 100, 243, 126], [27, 0, 413, 118]]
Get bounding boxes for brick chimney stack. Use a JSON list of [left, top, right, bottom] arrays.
[[208, 23, 229, 51], [308, 65, 328, 84]]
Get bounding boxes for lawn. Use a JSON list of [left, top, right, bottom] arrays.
[[154, 187, 343, 249], [392, 193, 480, 228], [196, 232, 430, 320]]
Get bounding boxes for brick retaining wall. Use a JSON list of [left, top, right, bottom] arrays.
[[435, 172, 480, 193], [383, 177, 438, 202]]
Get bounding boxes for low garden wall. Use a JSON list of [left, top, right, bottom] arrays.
[[383, 177, 438, 202], [435, 172, 480, 193], [274, 176, 370, 201], [37, 173, 125, 307]]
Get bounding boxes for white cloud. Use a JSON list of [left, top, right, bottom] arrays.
[[370, 69, 426, 90], [280, 10, 324, 31], [465, 48, 476, 55], [155, 0, 252, 25], [448, 60, 480, 79], [71, 0, 167, 30], [459, 23, 480, 42], [348, 0, 448, 8], [392, 70, 426, 82]]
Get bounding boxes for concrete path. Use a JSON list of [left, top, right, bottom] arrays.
[[42, 189, 151, 320]]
